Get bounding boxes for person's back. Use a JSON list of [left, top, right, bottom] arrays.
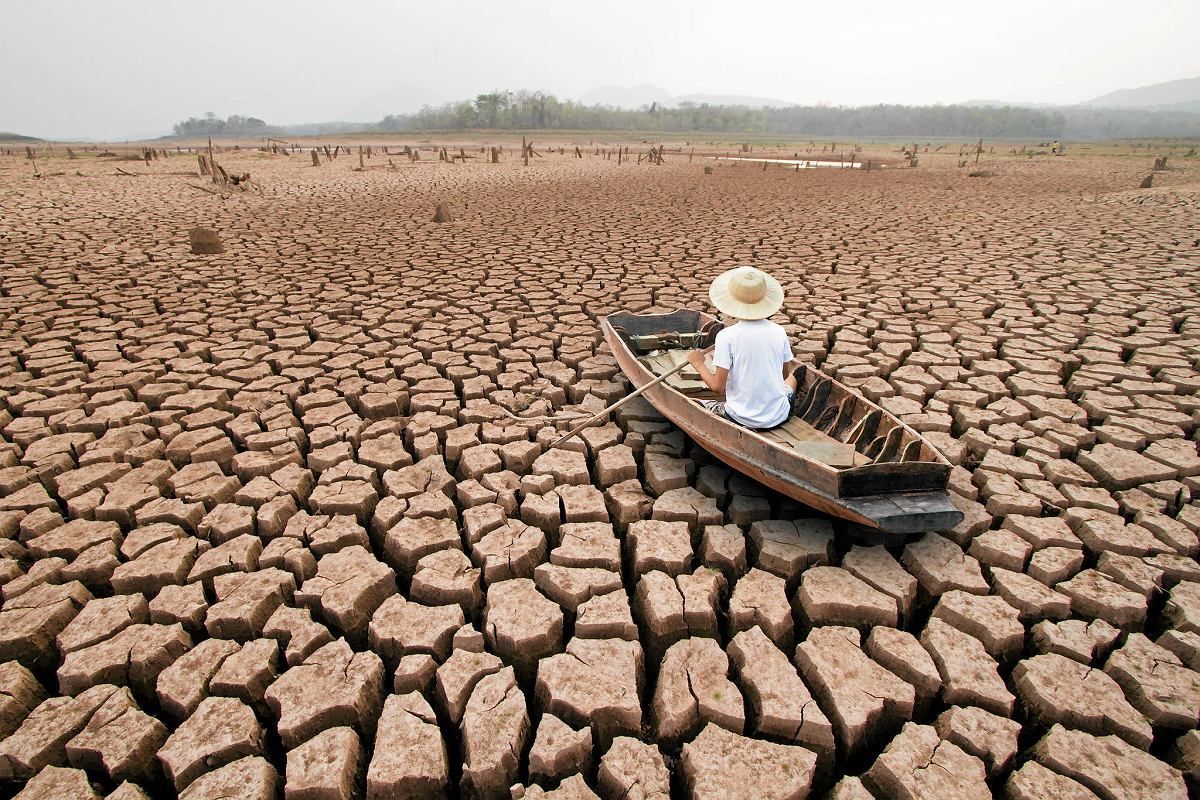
[[688, 266, 799, 431], [712, 319, 792, 428]]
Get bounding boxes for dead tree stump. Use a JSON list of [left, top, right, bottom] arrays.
[[1140, 173, 1154, 189], [188, 228, 225, 255], [433, 202, 454, 223], [198, 155, 211, 176], [311, 150, 321, 167]]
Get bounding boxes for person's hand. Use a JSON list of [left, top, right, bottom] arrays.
[[687, 349, 707, 368]]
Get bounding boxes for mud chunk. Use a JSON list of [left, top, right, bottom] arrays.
[[1164, 580, 1200, 633], [435, 649, 503, 724], [597, 736, 668, 800], [864, 722, 990, 800], [284, 726, 361, 800], [1028, 546, 1085, 586], [296, 545, 396, 639], [795, 625, 915, 757], [535, 638, 643, 746], [484, 578, 563, 674], [209, 638, 279, 708], [461, 667, 528, 799], [902, 533, 989, 596], [700, 524, 747, 578], [653, 637, 744, 745], [627, 519, 693, 576], [1078, 443, 1176, 491], [382, 516, 460, 576], [529, 713, 592, 785], [552, 522, 620, 571], [1015, 653, 1151, 748], [263, 604, 334, 667], [56, 594, 149, 655], [59, 623, 191, 698], [576, 590, 638, 641], [64, 685, 167, 782], [11, 766, 101, 800], [534, 448, 590, 485], [680, 722, 817, 800], [1005, 760, 1101, 800], [369, 594, 464, 664], [748, 519, 832, 586], [1104, 633, 1200, 730], [0, 580, 93, 668], [206, 567, 296, 640], [186, 534, 262, 587], [0, 661, 45, 739], [1031, 619, 1120, 665], [156, 638, 240, 720], [264, 639, 384, 748], [111, 536, 209, 596], [796, 565, 898, 628], [0, 684, 120, 780], [536, 563, 623, 612], [633, 570, 686, 657], [1056, 569, 1147, 629], [728, 568, 793, 650], [934, 705, 1021, 776], [864, 626, 943, 707], [177, 755, 278, 800], [921, 617, 1014, 716], [1032, 723, 1187, 800], [990, 567, 1072, 621], [728, 625, 834, 761], [367, 693, 447, 800], [157, 696, 263, 790], [409, 549, 483, 614], [841, 544, 917, 618], [931, 590, 1025, 658], [472, 520, 547, 581]]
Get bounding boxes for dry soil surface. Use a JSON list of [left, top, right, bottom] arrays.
[[1, 141, 1199, 799]]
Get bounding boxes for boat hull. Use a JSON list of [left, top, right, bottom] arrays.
[[603, 313, 964, 534]]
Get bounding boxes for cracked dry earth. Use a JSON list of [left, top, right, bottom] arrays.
[[0, 143, 1198, 800]]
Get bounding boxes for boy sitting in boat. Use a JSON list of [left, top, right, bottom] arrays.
[[687, 266, 800, 430]]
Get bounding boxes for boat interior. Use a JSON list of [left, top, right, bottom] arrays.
[[633, 346, 945, 473]]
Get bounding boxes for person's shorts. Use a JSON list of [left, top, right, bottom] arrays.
[[701, 391, 795, 431]]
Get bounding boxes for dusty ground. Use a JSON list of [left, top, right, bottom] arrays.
[[0, 139, 1199, 799]]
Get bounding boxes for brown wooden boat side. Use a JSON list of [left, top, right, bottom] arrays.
[[603, 309, 964, 532]]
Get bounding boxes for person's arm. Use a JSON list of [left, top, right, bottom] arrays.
[[687, 348, 728, 393]]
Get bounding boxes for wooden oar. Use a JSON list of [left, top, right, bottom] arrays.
[[552, 359, 691, 448]]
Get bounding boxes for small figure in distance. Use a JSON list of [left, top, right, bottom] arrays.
[[688, 266, 802, 431]]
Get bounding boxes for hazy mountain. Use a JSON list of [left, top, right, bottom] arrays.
[[960, 99, 1057, 109], [1082, 76, 1200, 112], [579, 83, 793, 109], [0, 132, 44, 142]]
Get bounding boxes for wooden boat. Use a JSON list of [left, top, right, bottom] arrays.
[[603, 309, 964, 534]]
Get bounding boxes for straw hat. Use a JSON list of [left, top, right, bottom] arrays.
[[709, 266, 784, 320]]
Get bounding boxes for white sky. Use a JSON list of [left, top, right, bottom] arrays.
[[2, 0, 1197, 140]]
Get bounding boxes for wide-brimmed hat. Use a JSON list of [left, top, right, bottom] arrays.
[[709, 266, 784, 320]]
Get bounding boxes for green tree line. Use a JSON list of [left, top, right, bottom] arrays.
[[173, 93, 1200, 140]]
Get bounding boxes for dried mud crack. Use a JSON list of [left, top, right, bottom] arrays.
[[0, 141, 1198, 798]]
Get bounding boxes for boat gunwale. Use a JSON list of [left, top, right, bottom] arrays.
[[603, 308, 953, 495]]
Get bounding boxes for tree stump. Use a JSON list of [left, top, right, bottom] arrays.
[[189, 228, 225, 255], [433, 202, 454, 223], [311, 150, 321, 167], [703, 166, 713, 175], [198, 155, 211, 176], [1140, 174, 1154, 189]]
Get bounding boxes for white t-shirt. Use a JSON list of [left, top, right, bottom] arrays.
[[711, 319, 794, 429]]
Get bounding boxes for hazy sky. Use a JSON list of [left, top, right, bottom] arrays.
[[3, 0, 1197, 140]]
